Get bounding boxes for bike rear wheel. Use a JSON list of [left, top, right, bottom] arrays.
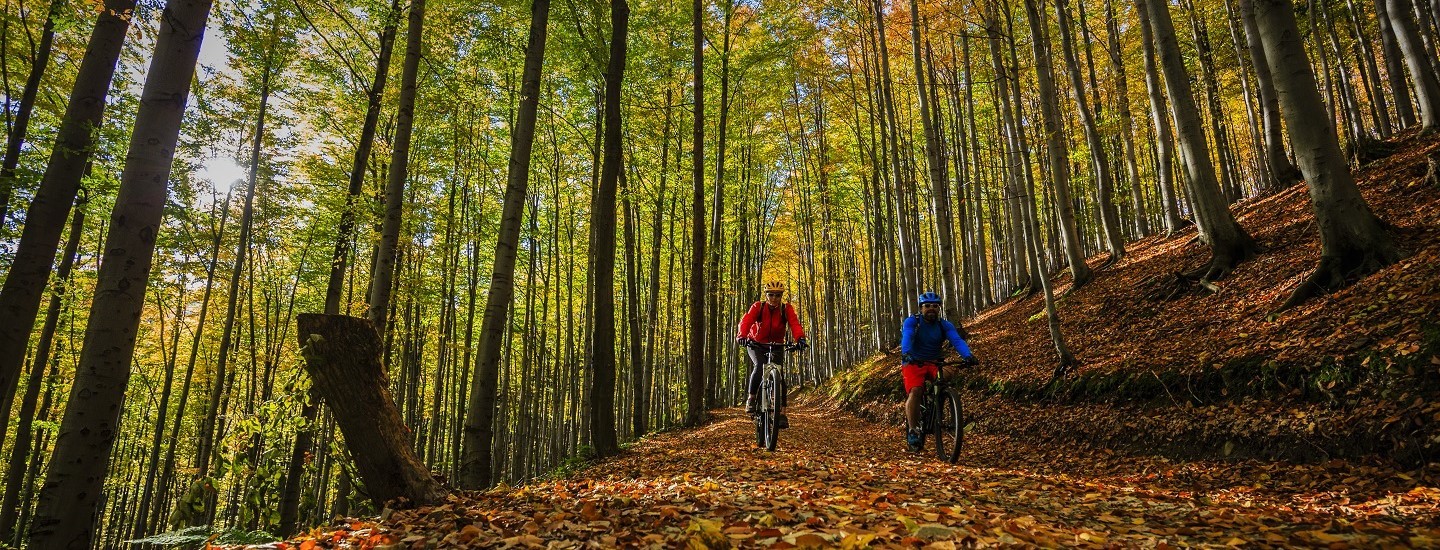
[[933, 388, 963, 463], [762, 368, 781, 451]]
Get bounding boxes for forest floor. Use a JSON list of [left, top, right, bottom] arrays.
[[252, 133, 1440, 548], [265, 404, 1437, 548]]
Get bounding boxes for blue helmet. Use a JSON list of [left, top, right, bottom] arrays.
[[918, 292, 942, 305]]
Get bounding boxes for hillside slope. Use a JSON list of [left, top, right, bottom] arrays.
[[826, 131, 1440, 467]]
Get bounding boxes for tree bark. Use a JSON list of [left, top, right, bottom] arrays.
[[1249, 0, 1403, 308], [0, 196, 82, 542], [588, 0, 628, 458], [1105, 0, 1151, 237], [296, 314, 448, 507], [1384, 0, 1440, 131], [368, 0, 427, 336], [27, 0, 214, 545], [459, 0, 549, 490], [1375, 0, 1419, 128], [1238, 0, 1302, 189], [1144, 0, 1259, 280], [1135, 0, 1187, 234], [686, 0, 707, 427]]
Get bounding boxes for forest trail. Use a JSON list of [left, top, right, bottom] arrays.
[[280, 402, 1438, 548]]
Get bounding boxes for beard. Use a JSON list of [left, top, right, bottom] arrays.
[[923, 310, 939, 322]]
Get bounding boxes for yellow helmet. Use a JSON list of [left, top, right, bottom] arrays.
[[763, 281, 786, 295]]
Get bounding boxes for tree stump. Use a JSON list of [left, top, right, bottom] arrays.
[[296, 314, 448, 508]]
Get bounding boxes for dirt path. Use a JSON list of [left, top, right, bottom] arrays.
[[287, 404, 1439, 548]]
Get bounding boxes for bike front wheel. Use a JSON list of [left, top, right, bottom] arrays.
[[933, 388, 963, 463], [763, 368, 782, 451]]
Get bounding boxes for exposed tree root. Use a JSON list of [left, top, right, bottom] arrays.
[[1279, 249, 1404, 310], [1097, 251, 1123, 270], [1049, 354, 1080, 382], [1070, 263, 1094, 289], [1143, 271, 1220, 301], [1424, 151, 1440, 188], [1162, 218, 1195, 238], [1345, 137, 1397, 166]]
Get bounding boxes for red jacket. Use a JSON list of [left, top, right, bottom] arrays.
[[737, 301, 805, 343]]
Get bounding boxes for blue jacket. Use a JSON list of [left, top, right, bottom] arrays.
[[900, 315, 973, 363]]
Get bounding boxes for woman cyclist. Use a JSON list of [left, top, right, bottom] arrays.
[[736, 281, 809, 428]]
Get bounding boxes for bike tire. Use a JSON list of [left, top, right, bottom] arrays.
[[763, 368, 781, 451], [934, 388, 963, 463]]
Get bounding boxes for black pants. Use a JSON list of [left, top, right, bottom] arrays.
[[746, 344, 787, 398]]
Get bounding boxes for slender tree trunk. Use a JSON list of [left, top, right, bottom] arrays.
[[686, 0, 707, 428], [1105, 0, 1151, 237], [1249, 0, 1403, 308], [1057, 0, 1126, 261], [27, 0, 214, 544], [1375, 0, 1419, 127], [460, 0, 549, 490], [1144, 0, 1259, 280], [1135, 0, 1187, 234], [1024, 0, 1094, 287], [0, 197, 82, 542], [907, 1, 961, 318], [1385, 0, 1440, 131], [586, 0, 627, 459], [368, 0, 427, 336], [323, 0, 402, 315], [0, 0, 136, 448]]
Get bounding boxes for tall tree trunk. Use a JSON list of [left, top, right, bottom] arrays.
[[1248, 0, 1403, 308], [26, 0, 213, 544], [1105, 0, 1151, 237], [1135, 0, 1187, 234], [588, 0, 628, 458], [323, 0, 402, 315], [686, 0, 707, 428], [1024, 0, 1094, 287], [1057, 0, 1126, 261], [0, 196, 82, 542], [0, 0, 63, 225], [908, 0, 961, 318], [1384, 0, 1440, 131], [368, 0, 427, 336], [1375, 0, 1419, 127], [638, 85, 672, 437], [1144, 0, 1260, 280], [1238, 0, 1303, 190], [460, 0, 549, 490], [0, 0, 136, 448]]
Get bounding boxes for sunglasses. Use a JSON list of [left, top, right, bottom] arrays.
[[920, 303, 941, 309], [766, 292, 783, 297]]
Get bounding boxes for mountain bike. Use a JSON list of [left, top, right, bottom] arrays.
[[746, 341, 802, 451], [912, 357, 974, 463]]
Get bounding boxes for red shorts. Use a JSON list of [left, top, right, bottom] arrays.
[[902, 363, 938, 393]]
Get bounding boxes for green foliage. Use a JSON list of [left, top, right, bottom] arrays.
[[125, 526, 278, 549]]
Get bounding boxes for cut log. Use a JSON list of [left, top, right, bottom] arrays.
[[296, 313, 448, 508]]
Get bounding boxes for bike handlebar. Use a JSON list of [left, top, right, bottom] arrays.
[[743, 341, 804, 352]]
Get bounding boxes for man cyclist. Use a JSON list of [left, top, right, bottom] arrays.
[[900, 291, 977, 452], [736, 281, 809, 429]]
